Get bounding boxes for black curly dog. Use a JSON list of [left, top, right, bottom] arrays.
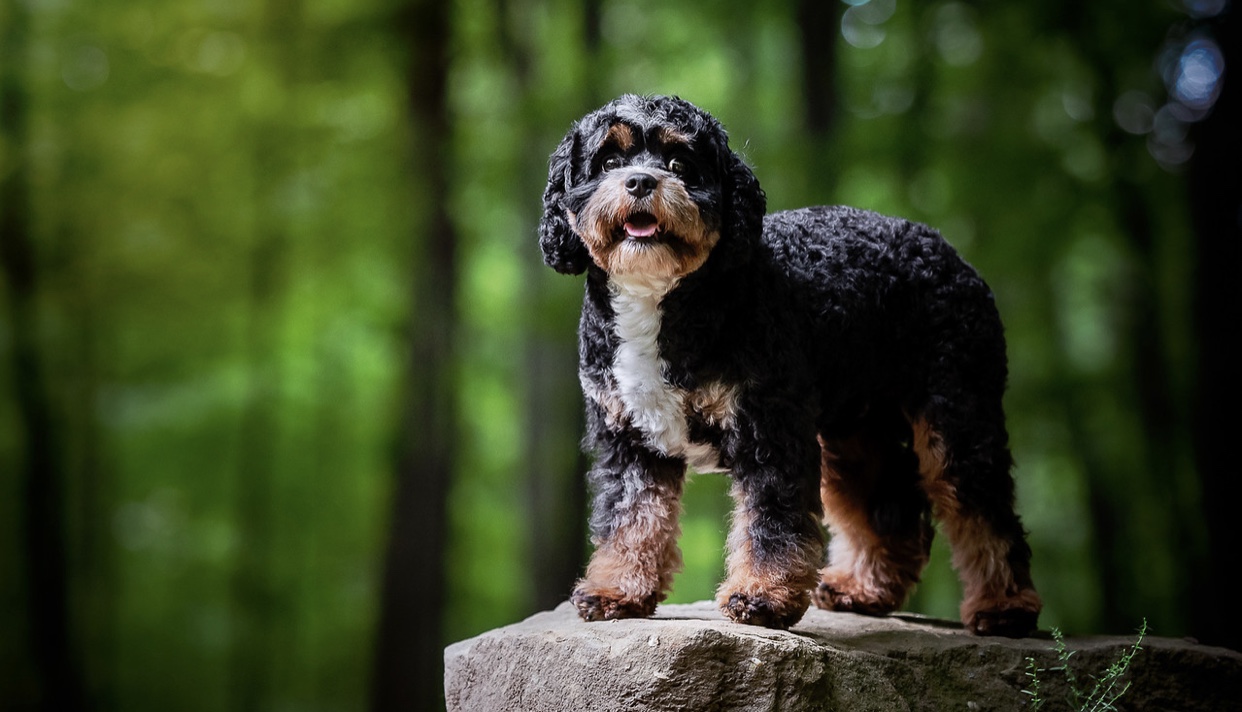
[[539, 94, 1041, 636]]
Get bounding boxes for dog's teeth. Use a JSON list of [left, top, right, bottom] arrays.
[[624, 222, 658, 238]]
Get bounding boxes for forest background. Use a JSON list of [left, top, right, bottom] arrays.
[[1, 0, 1237, 710]]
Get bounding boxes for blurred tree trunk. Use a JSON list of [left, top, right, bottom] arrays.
[[798, 0, 840, 138], [1049, 1, 1200, 636], [0, 1, 85, 708], [519, 205, 588, 614], [72, 295, 114, 712], [1187, 6, 1240, 652], [371, 0, 455, 709], [797, 0, 845, 202], [228, 185, 286, 709], [229, 1, 302, 708], [497, 0, 590, 616]]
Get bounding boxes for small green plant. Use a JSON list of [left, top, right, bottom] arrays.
[[1022, 619, 1148, 711]]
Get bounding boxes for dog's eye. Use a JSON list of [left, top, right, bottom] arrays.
[[601, 155, 624, 171], [667, 157, 688, 175]]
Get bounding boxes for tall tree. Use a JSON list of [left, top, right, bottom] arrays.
[[1187, 4, 1240, 652], [371, 0, 456, 709], [496, 0, 591, 616], [1059, 0, 1180, 634], [228, 1, 305, 708], [797, 0, 844, 203], [0, 0, 84, 708], [798, 0, 841, 138], [1050, 0, 1214, 637]]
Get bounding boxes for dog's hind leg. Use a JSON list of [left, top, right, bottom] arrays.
[[909, 395, 1042, 637], [814, 410, 934, 616]]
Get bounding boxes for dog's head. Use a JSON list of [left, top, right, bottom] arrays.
[[539, 95, 766, 280]]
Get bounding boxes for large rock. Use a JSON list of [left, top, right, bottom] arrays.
[[444, 601, 1241, 711]]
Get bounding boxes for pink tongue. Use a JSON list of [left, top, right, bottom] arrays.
[[624, 221, 658, 238]]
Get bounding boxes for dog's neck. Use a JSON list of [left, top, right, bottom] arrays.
[[607, 271, 681, 300]]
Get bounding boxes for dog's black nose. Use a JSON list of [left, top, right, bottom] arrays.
[[625, 173, 658, 198]]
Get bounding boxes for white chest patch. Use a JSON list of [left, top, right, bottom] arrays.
[[607, 275, 732, 473]]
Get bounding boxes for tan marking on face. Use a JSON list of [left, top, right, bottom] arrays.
[[574, 167, 718, 279], [604, 123, 634, 151], [657, 126, 692, 148]]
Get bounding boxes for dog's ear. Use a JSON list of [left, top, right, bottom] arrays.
[[724, 148, 766, 242], [714, 146, 766, 270], [539, 127, 591, 275]]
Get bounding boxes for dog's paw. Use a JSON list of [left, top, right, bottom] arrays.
[[967, 607, 1039, 637], [570, 586, 658, 622], [963, 589, 1042, 637], [812, 580, 853, 611], [719, 591, 808, 630], [812, 571, 899, 616]]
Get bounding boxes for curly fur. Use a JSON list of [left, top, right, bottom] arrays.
[[540, 94, 1041, 636]]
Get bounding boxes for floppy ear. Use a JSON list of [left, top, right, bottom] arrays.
[[712, 147, 765, 271], [539, 127, 591, 275], [724, 149, 766, 243]]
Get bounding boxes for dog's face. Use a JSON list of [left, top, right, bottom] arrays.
[[540, 95, 766, 280]]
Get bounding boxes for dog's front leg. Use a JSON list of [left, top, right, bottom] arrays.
[[571, 440, 686, 622], [717, 413, 826, 629]]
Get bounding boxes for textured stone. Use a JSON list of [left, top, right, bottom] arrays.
[[444, 601, 1242, 712]]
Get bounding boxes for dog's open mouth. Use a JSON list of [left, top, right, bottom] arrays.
[[622, 211, 660, 240]]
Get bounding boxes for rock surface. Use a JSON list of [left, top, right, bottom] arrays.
[[444, 601, 1241, 712]]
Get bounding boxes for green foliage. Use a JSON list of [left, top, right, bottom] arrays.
[[1024, 619, 1148, 711], [0, 0, 1215, 709]]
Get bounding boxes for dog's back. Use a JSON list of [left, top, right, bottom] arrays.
[[756, 205, 1006, 422]]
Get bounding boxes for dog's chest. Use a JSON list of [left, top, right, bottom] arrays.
[[598, 280, 736, 472]]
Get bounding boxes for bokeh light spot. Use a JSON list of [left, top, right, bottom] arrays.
[[1173, 38, 1224, 111], [841, 6, 887, 49]]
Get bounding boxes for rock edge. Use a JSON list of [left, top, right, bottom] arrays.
[[444, 601, 1241, 712]]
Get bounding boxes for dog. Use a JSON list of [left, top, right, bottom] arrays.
[[538, 94, 1042, 636]]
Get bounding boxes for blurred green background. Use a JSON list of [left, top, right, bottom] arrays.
[[2, 0, 1237, 710]]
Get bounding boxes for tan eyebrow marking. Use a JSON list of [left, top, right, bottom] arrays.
[[657, 126, 692, 147], [603, 123, 635, 151]]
